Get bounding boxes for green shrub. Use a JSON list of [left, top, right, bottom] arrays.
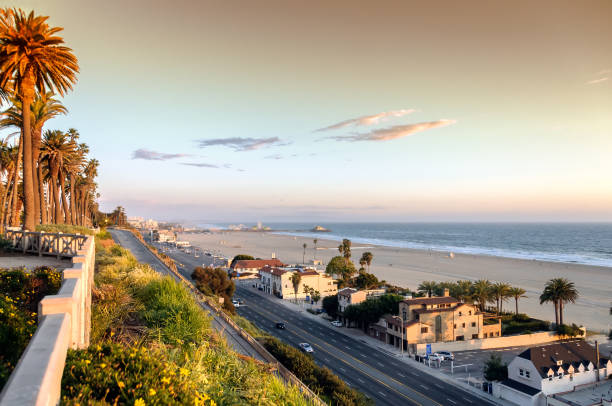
[[502, 315, 550, 335], [62, 342, 214, 405], [484, 354, 508, 381], [0, 236, 12, 252], [36, 224, 94, 235], [136, 277, 210, 346], [556, 323, 582, 337], [95, 229, 112, 240]]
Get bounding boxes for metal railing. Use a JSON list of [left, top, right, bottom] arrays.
[[4, 230, 88, 258]]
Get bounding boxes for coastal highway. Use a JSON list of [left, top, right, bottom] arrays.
[[108, 229, 265, 361], [157, 242, 495, 406]]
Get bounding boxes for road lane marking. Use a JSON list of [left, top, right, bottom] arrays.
[[340, 367, 346, 372], [463, 398, 473, 403], [377, 362, 384, 367], [446, 399, 457, 404], [357, 378, 365, 383], [398, 373, 406, 378], [378, 391, 387, 397], [419, 384, 429, 390], [434, 383, 443, 389]]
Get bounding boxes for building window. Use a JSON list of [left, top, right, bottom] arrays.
[[468, 310, 472, 315], [421, 327, 428, 333], [525, 371, 530, 378], [462, 323, 466, 328], [458, 311, 462, 316], [472, 334, 478, 339], [402, 311, 407, 321], [519, 369, 524, 376], [456, 335, 464, 341], [471, 322, 476, 327], [454, 324, 457, 329]]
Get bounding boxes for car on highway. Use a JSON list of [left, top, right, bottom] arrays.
[[231, 299, 240, 307], [331, 320, 342, 327], [299, 343, 314, 353], [275, 322, 286, 329], [436, 351, 454, 360]]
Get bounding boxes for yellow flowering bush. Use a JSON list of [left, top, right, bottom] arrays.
[[62, 342, 214, 405]]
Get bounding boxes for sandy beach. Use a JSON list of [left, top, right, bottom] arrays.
[[179, 231, 612, 332]]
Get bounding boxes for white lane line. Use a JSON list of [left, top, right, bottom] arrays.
[[434, 383, 443, 389], [463, 398, 473, 403], [419, 384, 429, 390], [360, 353, 367, 357], [345, 346, 351, 350], [410, 371, 418, 376], [340, 367, 346, 372], [357, 378, 365, 383], [391, 362, 398, 366], [378, 391, 387, 397], [324, 358, 330, 362], [331, 339, 337, 342], [447, 398, 457, 404], [377, 362, 384, 367], [397, 372, 406, 378]]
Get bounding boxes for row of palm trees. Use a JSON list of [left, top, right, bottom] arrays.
[[0, 8, 101, 231], [0, 8, 81, 230], [417, 278, 579, 326]]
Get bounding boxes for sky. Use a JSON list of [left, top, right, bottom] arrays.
[[4, 0, 612, 223]]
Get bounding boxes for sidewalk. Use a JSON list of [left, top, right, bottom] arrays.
[[238, 281, 510, 405]]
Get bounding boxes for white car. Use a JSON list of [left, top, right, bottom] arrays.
[[331, 320, 342, 327], [299, 343, 314, 353], [231, 299, 240, 308], [425, 353, 444, 362], [436, 351, 454, 360]]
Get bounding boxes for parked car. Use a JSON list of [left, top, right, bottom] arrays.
[[257, 287, 263, 291], [436, 351, 454, 360], [331, 320, 342, 327], [299, 343, 314, 353], [314, 308, 324, 314], [425, 353, 444, 362], [276, 322, 286, 329]]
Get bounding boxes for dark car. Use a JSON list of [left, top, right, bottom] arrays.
[[276, 322, 286, 329]]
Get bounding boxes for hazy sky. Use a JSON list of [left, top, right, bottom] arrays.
[[4, 0, 612, 222]]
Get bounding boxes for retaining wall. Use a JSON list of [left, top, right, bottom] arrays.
[[0, 235, 95, 406]]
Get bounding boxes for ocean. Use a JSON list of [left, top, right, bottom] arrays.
[[198, 222, 612, 268]]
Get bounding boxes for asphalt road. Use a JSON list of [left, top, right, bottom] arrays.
[[158, 243, 495, 406], [108, 229, 265, 361]]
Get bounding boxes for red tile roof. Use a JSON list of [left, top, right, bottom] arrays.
[[338, 288, 358, 297], [259, 267, 288, 276], [233, 259, 285, 269], [401, 296, 459, 306], [300, 270, 320, 276]]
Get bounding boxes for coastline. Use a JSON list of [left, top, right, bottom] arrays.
[[179, 231, 612, 332]]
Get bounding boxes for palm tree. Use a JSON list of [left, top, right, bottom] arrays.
[[302, 242, 307, 264], [417, 281, 438, 297], [360, 252, 373, 272], [290, 272, 301, 303], [0, 8, 78, 230], [540, 278, 578, 326], [508, 287, 527, 315], [313, 238, 318, 260], [472, 279, 493, 312], [453, 280, 474, 303], [338, 238, 352, 262], [491, 282, 511, 315]]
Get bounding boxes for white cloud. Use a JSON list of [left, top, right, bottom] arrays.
[[195, 137, 289, 151], [132, 149, 190, 161], [315, 109, 416, 132], [328, 119, 456, 142], [586, 77, 609, 85]]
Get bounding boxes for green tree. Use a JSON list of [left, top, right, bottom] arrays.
[[302, 242, 307, 264], [326, 255, 356, 282], [322, 294, 339, 318], [311, 289, 321, 306], [290, 272, 301, 302], [417, 281, 438, 297], [313, 238, 318, 260], [354, 270, 379, 290], [540, 278, 578, 326], [191, 266, 236, 313], [508, 287, 527, 315], [0, 8, 78, 230], [338, 238, 352, 262], [491, 282, 511, 314], [484, 354, 508, 381], [230, 254, 254, 268], [359, 251, 373, 272], [472, 279, 493, 311]]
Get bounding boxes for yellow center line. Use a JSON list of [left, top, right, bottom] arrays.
[[242, 299, 443, 406]]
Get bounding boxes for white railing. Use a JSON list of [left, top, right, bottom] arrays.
[[4, 230, 88, 258]]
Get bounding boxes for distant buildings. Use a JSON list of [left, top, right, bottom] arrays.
[[258, 266, 337, 300], [496, 341, 612, 406], [127, 217, 158, 230], [368, 290, 501, 349], [153, 229, 176, 243]]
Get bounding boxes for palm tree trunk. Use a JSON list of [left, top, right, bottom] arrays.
[[515, 297, 519, 315], [559, 301, 563, 326], [69, 174, 76, 225], [32, 128, 43, 224], [38, 164, 47, 224], [1, 166, 16, 231], [554, 300, 559, 325], [21, 82, 36, 231], [59, 171, 69, 223], [51, 171, 62, 224]]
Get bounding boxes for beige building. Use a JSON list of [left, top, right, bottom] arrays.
[[338, 288, 386, 313], [370, 290, 501, 350], [258, 266, 337, 300], [232, 259, 285, 275]]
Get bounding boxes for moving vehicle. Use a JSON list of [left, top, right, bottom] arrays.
[[331, 320, 342, 327], [299, 343, 314, 353], [436, 351, 454, 360], [276, 322, 286, 329], [231, 299, 240, 307]]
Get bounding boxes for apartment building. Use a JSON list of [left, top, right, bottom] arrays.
[[258, 266, 337, 300]]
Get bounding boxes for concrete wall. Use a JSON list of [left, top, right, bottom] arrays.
[[0, 235, 95, 406], [414, 330, 585, 353], [493, 382, 545, 406]]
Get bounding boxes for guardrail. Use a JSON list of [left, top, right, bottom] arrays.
[[4, 230, 88, 258], [0, 235, 95, 406], [132, 232, 325, 406]]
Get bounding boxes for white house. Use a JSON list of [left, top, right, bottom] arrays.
[[496, 341, 612, 406]]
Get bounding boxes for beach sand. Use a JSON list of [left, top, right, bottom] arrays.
[[179, 231, 612, 332]]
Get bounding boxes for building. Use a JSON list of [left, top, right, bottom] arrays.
[[153, 229, 176, 242], [337, 288, 386, 313], [496, 341, 612, 406], [370, 290, 501, 350], [258, 266, 337, 300], [232, 259, 285, 276]]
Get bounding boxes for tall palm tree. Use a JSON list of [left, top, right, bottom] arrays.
[[0, 8, 78, 230], [66, 139, 87, 225], [290, 272, 301, 302], [417, 280, 438, 297], [338, 238, 352, 262], [472, 279, 493, 312], [360, 252, 374, 272], [508, 287, 527, 315], [313, 238, 318, 260], [541, 278, 578, 326], [302, 242, 307, 264], [491, 282, 511, 314], [454, 280, 474, 303]]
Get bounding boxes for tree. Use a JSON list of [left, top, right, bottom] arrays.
[[483, 354, 508, 381], [191, 266, 236, 313], [338, 238, 352, 262], [508, 287, 527, 315], [313, 238, 318, 260], [302, 242, 307, 264], [326, 256, 356, 282], [451, 280, 473, 303], [322, 294, 339, 319], [491, 282, 511, 315], [417, 281, 438, 297], [290, 272, 301, 302], [354, 270, 379, 290], [0, 8, 78, 230], [540, 278, 578, 326], [360, 252, 373, 272], [230, 254, 254, 268], [311, 290, 321, 306], [471, 279, 493, 311]]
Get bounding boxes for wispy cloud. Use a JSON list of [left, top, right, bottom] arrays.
[[586, 77, 609, 85], [264, 154, 284, 160], [195, 137, 289, 151], [180, 162, 219, 168], [132, 148, 191, 161], [328, 119, 456, 142], [315, 109, 416, 132]]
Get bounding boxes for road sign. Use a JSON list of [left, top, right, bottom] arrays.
[[426, 344, 432, 354]]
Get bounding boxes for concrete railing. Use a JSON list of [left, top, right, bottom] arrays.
[[4, 230, 89, 258], [0, 235, 95, 406]]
